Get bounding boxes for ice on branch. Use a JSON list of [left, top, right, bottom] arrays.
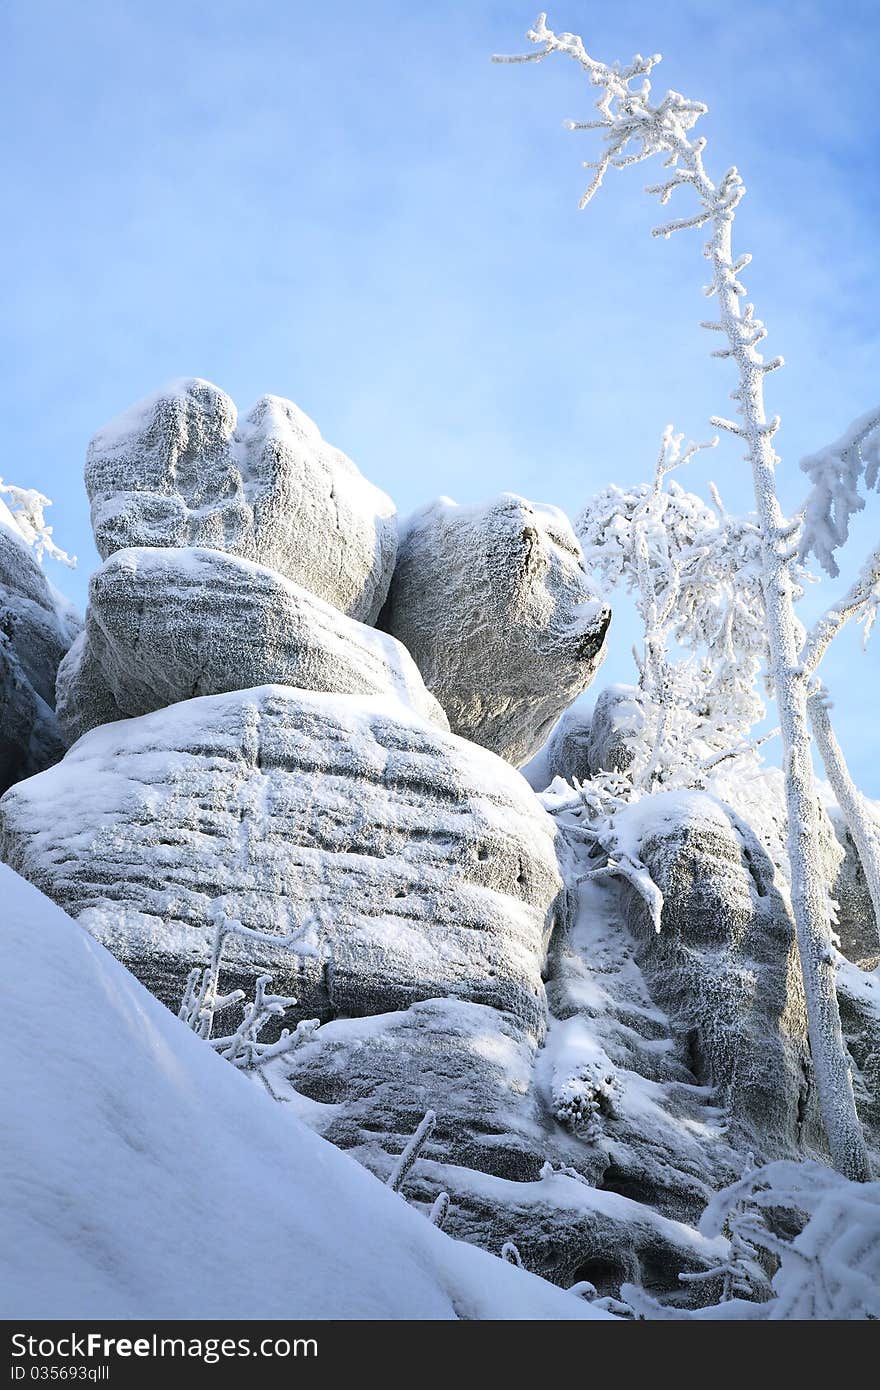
[[178, 909, 320, 1072], [386, 1110, 437, 1195], [799, 407, 880, 577], [0, 478, 76, 568], [622, 1162, 880, 1318], [576, 426, 781, 788]]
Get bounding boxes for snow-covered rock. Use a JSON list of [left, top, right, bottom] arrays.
[[274, 983, 731, 1297], [0, 521, 80, 793], [545, 686, 651, 787], [0, 862, 604, 1320], [85, 379, 397, 623], [611, 791, 821, 1162], [545, 701, 594, 785], [585, 685, 650, 776], [56, 547, 447, 742], [380, 495, 611, 766], [835, 955, 880, 1156], [0, 686, 561, 1037], [827, 805, 880, 966]]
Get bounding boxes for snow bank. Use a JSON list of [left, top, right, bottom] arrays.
[[0, 864, 606, 1320]]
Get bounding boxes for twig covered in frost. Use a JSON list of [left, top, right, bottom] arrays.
[[501, 1241, 523, 1267], [386, 1110, 437, 1194], [178, 913, 244, 1040], [801, 544, 880, 677], [178, 909, 319, 1071], [678, 1214, 769, 1304], [625, 1160, 880, 1318], [0, 478, 76, 567], [496, 11, 870, 1180], [429, 1192, 450, 1230]]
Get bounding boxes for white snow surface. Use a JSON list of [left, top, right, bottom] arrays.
[[0, 863, 607, 1321]]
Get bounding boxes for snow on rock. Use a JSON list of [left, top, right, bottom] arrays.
[[544, 685, 651, 786], [0, 521, 80, 793], [278, 997, 552, 1182], [826, 804, 880, 967], [0, 863, 605, 1320], [85, 380, 398, 624], [584, 685, 650, 777], [56, 547, 448, 742], [542, 879, 739, 1222], [544, 700, 594, 785], [835, 954, 880, 1156], [611, 790, 822, 1162], [0, 686, 561, 1037], [404, 1160, 727, 1298], [380, 494, 611, 767]]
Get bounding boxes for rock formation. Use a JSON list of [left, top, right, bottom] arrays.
[[380, 495, 611, 766], [1, 686, 560, 1036], [56, 548, 446, 742], [85, 379, 397, 624], [7, 378, 876, 1310], [0, 519, 79, 793]]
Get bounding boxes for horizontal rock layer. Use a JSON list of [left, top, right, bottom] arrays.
[[56, 547, 448, 742], [0, 686, 561, 1039]]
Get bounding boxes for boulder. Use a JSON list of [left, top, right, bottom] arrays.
[[586, 685, 650, 777], [545, 702, 593, 786], [0, 521, 80, 792], [827, 805, 880, 967], [611, 791, 823, 1163], [85, 380, 397, 623], [55, 547, 448, 742], [0, 686, 561, 1039], [380, 495, 610, 767]]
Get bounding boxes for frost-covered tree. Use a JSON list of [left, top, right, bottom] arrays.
[[495, 12, 870, 1179], [798, 411, 880, 955], [623, 1161, 880, 1319], [577, 426, 779, 787]]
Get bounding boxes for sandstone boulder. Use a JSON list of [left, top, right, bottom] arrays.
[[380, 495, 610, 767], [85, 380, 397, 623], [55, 547, 447, 742], [0, 686, 561, 1038], [612, 791, 822, 1162]]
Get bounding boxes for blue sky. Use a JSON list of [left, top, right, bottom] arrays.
[[3, 0, 878, 790]]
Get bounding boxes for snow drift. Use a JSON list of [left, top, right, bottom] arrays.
[[0, 862, 606, 1320]]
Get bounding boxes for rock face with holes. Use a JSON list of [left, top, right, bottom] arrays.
[[379, 495, 611, 767], [85, 379, 397, 624], [0, 521, 80, 793], [0, 685, 561, 1036], [611, 790, 822, 1163], [55, 547, 448, 743]]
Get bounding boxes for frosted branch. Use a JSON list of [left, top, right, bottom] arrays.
[[799, 407, 880, 576], [0, 478, 76, 568], [801, 544, 880, 675], [387, 1110, 437, 1194]]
